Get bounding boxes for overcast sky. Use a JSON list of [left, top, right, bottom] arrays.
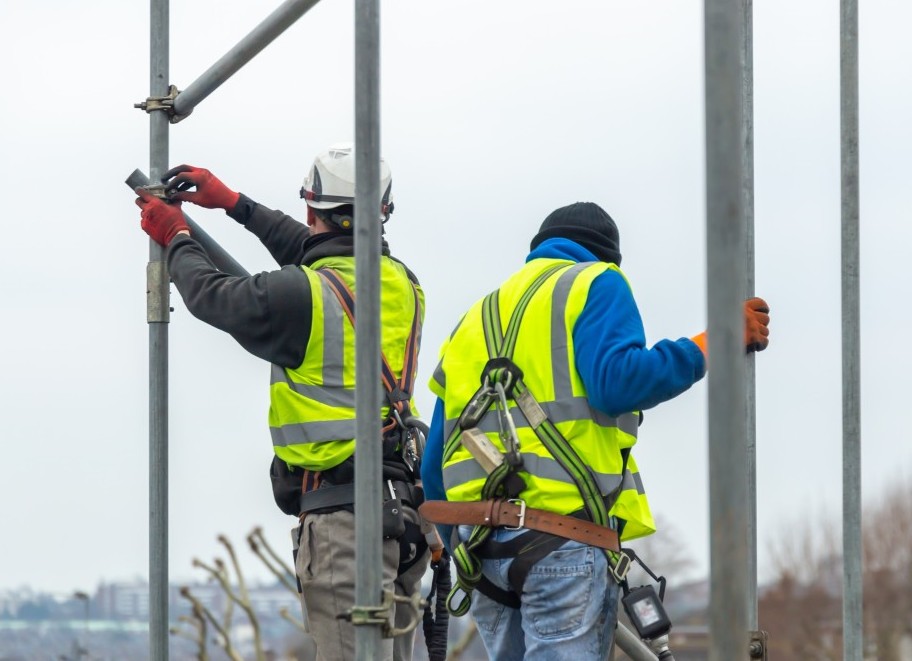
[[1, 0, 910, 599]]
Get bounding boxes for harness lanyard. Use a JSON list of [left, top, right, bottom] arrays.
[[316, 267, 421, 431], [446, 263, 622, 615]]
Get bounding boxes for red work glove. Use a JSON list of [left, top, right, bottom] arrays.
[[135, 188, 190, 247], [161, 164, 240, 211], [744, 296, 770, 353]]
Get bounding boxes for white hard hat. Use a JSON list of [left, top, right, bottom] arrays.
[[299, 142, 394, 221]]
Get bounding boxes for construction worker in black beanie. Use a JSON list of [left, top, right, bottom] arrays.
[[418, 201, 771, 660]]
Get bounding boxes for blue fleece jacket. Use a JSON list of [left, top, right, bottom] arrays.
[[420, 238, 706, 518]]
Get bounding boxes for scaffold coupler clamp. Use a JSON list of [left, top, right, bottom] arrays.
[[134, 84, 192, 124], [339, 588, 428, 638], [748, 629, 769, 660]]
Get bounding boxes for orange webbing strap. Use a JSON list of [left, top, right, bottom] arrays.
[[316, 267, 422, 417]]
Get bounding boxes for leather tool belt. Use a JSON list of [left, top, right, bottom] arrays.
[[419, 498, 620, 552]]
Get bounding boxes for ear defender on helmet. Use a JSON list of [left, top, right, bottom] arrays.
[[330, 211, 354, 230]]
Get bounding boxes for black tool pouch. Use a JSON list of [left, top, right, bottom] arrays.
[[382, 497, 407, 539], [269, 456, 304, 516]]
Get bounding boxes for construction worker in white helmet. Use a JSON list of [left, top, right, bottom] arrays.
[[418, 202, 771, 660], [134, 142, 432, 661]]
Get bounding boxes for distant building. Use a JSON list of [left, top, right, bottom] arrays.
[[95, 580, 153, 620]]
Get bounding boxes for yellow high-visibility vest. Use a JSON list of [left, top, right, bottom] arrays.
[[430, 258, 655, 540], [270, 255, 424, 471]]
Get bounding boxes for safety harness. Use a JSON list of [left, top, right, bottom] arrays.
[[296, 268, 426, 551], [304, 268, 451, 652], [422, 263, 629, 615], [317, 266, 424, 472]]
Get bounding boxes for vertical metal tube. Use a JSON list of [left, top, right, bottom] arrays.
[[705, 0, 749, 659], [353, 0, 383, 658], [148, 0, 170, 659], [741, 0, 759, 629], [840, 0, 862, 658]]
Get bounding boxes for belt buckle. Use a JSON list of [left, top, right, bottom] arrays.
[[504, 499, 526, 530]]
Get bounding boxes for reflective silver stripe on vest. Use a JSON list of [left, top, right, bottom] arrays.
[[442, 399, 639, 439], [270, 364, 358, 409], [432, 360, 446, 391], [270, 419, 357, 447], [443, 454, 644, 497], [550, 262, 595, 400], [320, 277, 346, 388], [628, 470, 644, 495]]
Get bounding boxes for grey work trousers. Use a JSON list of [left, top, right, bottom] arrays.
[[295, 506, 429, 661]]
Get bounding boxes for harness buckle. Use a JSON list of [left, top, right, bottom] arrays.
[[458, 389, 495, 429], [610, 550, 633, 583], [504, 499, 526, 530]]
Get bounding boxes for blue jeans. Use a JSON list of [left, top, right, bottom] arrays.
[[460, 526, 620, 661]]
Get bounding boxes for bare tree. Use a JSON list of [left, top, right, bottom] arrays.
[[171, 528, 309, 660], [760, 475, 912, 660], [862, 478, 912, 661]]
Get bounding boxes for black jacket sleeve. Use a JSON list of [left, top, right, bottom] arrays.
[[166, 234, 313, 368], [228, 193, 310, 266]]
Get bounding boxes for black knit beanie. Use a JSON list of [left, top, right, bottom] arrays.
[[530, 202, 622, 265]]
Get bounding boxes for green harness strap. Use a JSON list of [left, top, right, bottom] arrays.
[[445, 263, 611, 616]]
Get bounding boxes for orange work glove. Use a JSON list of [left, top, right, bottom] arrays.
[[744, 296, 770, 353], [690, 331, 708, 363], [161, 164, 240, 211], [689, 296, 771, 362]]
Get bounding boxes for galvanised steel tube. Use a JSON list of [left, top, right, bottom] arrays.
[[148, 0, 170, 658], [171, 0, 322, 119], [840, 0, 862, 658], [705, 0, 749, 659], [614, 622, 659, 660], [740, 0, 759, 629], [353, 0, 384, 658], [125, 170, 250, 277]]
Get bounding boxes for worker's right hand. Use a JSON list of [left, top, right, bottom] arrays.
[[135, 188, 190, 247], [161, 164, 240, 212], [744, 296, 770, 353], [690, 296, 770, 364]]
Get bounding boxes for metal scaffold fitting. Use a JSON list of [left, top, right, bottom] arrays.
[[748, 630, 769, 659], [146, 261, 170, 324], [134, 84, 192, 123], [340, 589, 427, 638]]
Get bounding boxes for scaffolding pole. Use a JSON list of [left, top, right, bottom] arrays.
[[353, 0, 384, 658], [171, 0, 322, 118], [140, 3, 323, 658], [615, 623, 659, 660], [840, 0, 863, 658], [740, 0, 759, 630], [705, 1, 749, 660], [147, 0, 170, 658]]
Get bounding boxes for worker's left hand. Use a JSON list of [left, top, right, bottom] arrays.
[[161, 164, 240, 211], [135, 188, 190, 247]]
